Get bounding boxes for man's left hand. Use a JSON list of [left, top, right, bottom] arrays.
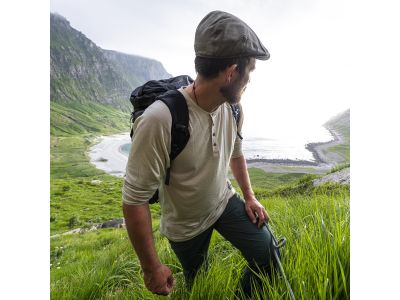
[[244, 195, 270, 228]]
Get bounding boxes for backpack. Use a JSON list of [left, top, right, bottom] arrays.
[[129, 75, 242, 204]]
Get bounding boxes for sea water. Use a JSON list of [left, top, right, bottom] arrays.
[[244, 124, 334, 161], [120, 125, 333, 162]]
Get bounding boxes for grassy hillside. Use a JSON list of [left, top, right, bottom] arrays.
[[50, 166, 306, 235], [50, 102, 130, 136], [51, 181, 349, 299]]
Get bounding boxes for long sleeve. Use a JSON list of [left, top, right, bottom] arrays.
[[122, 101, 171, 205]]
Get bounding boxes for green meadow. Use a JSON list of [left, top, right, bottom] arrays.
[[52, 192, 349, 299], [50, 126, 349, 299]]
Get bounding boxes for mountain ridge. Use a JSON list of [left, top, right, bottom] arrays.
[[50, 13, 171, 135], [50, 13, 171, 109]]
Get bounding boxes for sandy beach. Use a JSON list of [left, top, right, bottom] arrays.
[[89, 133, 131, 177], [89, 126, 346, 177]]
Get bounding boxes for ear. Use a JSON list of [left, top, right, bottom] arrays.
[[224, 64, 238, 83]]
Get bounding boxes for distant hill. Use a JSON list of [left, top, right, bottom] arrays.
[[50, 13, 171, 135], [324, 109, 350, 137], [323, 109, 350, 163]]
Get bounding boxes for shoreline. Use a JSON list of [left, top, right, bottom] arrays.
[[247, 125, 341, 167], [305, 126, 342, 164], [89, 126, 345, 176], [88, 133, 131, 177], [246, 126, 345, 174]]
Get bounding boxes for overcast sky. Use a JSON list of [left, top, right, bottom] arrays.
[[51, 0, 349, 139]]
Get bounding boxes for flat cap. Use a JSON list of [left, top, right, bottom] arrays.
[[195, 10, 270, 60]]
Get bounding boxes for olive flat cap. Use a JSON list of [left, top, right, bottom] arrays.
[[195, 10, 270, 60]]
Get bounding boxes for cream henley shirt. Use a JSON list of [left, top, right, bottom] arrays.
[[122, 87, 244, 242]]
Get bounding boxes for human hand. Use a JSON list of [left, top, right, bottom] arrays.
[[143, 264, 174, 295], [244, 195, 270, 228]]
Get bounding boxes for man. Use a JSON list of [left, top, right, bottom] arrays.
[[122, 10, 274, 297]]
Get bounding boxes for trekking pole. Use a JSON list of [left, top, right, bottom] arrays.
[[264, 222, 296, 300]]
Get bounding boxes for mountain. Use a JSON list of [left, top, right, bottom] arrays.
[[103, 50, 170, 89], [50, 13, 171, 135]]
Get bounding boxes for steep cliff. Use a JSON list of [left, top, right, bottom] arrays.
[[50, 13, 171, 135], [51, 13, 171, 109]]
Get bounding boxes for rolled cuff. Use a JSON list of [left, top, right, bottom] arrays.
[[231, 136, 243, 158], [122, 179, 158, 205]]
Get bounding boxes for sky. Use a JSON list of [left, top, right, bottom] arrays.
[[50, 0, 349, 139]]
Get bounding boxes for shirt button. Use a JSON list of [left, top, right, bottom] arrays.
[[212, 133, 215, 136], [213, 143, 217, 146]]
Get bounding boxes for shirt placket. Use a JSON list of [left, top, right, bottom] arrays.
[[211, 112, 219, 155]]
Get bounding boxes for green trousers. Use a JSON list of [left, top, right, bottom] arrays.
[[169, 193, 277, 297]]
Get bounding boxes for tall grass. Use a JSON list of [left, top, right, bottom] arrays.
[[50, 184, 349, 299]]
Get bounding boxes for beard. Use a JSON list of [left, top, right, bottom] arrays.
[[220, 76, 247, 104]]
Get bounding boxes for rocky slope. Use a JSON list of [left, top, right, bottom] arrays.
[[313, 167, 350, 186]]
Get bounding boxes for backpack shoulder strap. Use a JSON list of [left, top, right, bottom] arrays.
[[158, 90, 190, 185], [230, 104, 243, 140]]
